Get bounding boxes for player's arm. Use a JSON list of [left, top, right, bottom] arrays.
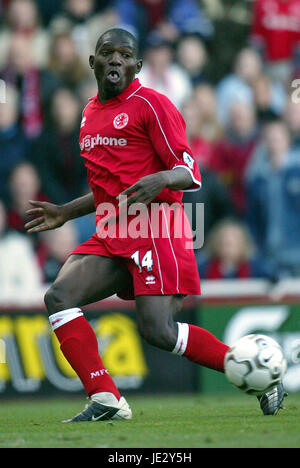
[[143, 92, 201, 190], [117, 167, 193, 207], [25, 192, 95, 234], [118, 93, 201, 207], [161, 167, 194, 190]]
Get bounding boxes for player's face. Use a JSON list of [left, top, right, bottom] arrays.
[[90, 34, 142, 101]]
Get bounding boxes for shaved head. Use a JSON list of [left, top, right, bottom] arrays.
[[95, 28, 138, 56]]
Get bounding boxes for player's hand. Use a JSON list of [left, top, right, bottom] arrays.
[[116, 172, 168, 208], [25, 200, 67, 234]]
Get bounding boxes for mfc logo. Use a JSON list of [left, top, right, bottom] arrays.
[[90, 369, 109, 379], [0, 79, 6, 103], [80, 134, 127, 151]]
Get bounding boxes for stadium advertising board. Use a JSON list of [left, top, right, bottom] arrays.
[[199, 302, 300, 394], [0, 306, 196, 397]]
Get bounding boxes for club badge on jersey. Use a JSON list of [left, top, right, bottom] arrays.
[[113, 113, 129, 129]]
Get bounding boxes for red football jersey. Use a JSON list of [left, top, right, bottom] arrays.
[[251, 0, 300, 62], [74, 78, 202, 298], [79, 78, 201, 215]]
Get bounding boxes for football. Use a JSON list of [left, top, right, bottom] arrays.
[[224, 334, 287, 396]]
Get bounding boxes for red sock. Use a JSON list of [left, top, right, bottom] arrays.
[[49, 309, 121, 399], [173, 323, 229, 373]]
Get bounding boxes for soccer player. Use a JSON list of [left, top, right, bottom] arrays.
[[25, 28, 286, 420]]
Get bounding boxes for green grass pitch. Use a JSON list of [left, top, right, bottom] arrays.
[[0, 394, 299, 448]]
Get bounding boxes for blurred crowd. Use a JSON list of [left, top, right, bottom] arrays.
[[1, 0, 300, 302]]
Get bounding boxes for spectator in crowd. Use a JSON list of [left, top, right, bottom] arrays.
[[40, 222, 78, 284], [35, 0, 63, 26], [246, 120, 300, 277], [176, 34, 209, 86], [49, 0, 118, 60], [36, 0, 113, 27], [30, 88, 87, 205], [0, 0, 50, 70], [216, 47, 262, 126], [0, 198, 43, 303], [114, 0, 214, 52], [197, 218, 275, 280], [201, 0, 251, 25], [193, 83, 223, 142], [212, 100, 259, 216], [216, 47, 286, 127], [250, 0, 300, 86], [138, 33, 192, 109], [158, 0, 214, 40], [76, 77, 98, 108], [0, 33, 61, 139], [252, 74, 283, 124], [6, 162, 48, 234], [183, 170, 235, 241], [199, 0, 252, 82], [284, 99, 300, 153], [0, 84, 29, 203], [0, 0, 5, 17], [47, 32, 91, 90], [180, 97, 214, 169], [181, 98, 235, 237]]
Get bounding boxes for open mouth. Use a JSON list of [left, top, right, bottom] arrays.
[[107, 70, 121, 84]]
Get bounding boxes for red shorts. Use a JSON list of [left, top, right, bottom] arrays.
[[71, 203, 201, 300]]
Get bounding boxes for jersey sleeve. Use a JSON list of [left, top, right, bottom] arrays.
[[140, 92, 201, 192]]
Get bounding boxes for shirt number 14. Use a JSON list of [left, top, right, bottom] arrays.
[[131, 250, 153, 273]]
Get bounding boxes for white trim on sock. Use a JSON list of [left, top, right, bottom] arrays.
[[49, 308, 83, 331], [172, 322, 189, 356]]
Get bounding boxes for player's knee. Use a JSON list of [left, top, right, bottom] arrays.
[[138, 320, 176, 351], [44, 284, 71, 316]]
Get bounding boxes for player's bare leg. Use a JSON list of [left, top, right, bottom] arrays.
[[135, 295, 287, 415], [135, 295, 184, 351], [44, 254, 132, 314], [45, 254, 133, 422], [135, 295, 229, 371]]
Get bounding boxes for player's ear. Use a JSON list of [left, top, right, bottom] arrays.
[[89, 55, 95, 70], [135, 59, 143, 75]]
